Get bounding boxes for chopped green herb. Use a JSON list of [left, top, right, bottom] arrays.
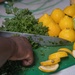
[[52, 42, 54, 44], [59, 41, 64, 45], [38, 38, 43, 41], [40, 50, 45, 56], [0, 60, 23, 75], [12, 34, 20, 36], [2, 8, 48, 35]]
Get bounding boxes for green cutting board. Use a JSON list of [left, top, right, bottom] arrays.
[[17, 43, 75, 75]]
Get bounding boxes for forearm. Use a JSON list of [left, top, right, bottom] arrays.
[[0, 37, 16, 67]]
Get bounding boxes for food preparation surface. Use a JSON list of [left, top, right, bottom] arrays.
[[17, 43, 75, 75]]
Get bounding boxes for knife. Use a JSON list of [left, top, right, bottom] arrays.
[[0, 31, 70, 46]]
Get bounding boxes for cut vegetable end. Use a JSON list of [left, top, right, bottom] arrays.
[[39, 64, 59, 72]]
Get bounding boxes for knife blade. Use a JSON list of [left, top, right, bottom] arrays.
[[0, 31, 70, 46]]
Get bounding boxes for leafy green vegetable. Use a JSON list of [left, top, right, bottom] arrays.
[[0, 60, 22, 75], [28, 36, 40, 49], [3, 8, 48, 35]]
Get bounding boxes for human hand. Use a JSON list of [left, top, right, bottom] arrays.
[[9, 36, 34, 66]]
